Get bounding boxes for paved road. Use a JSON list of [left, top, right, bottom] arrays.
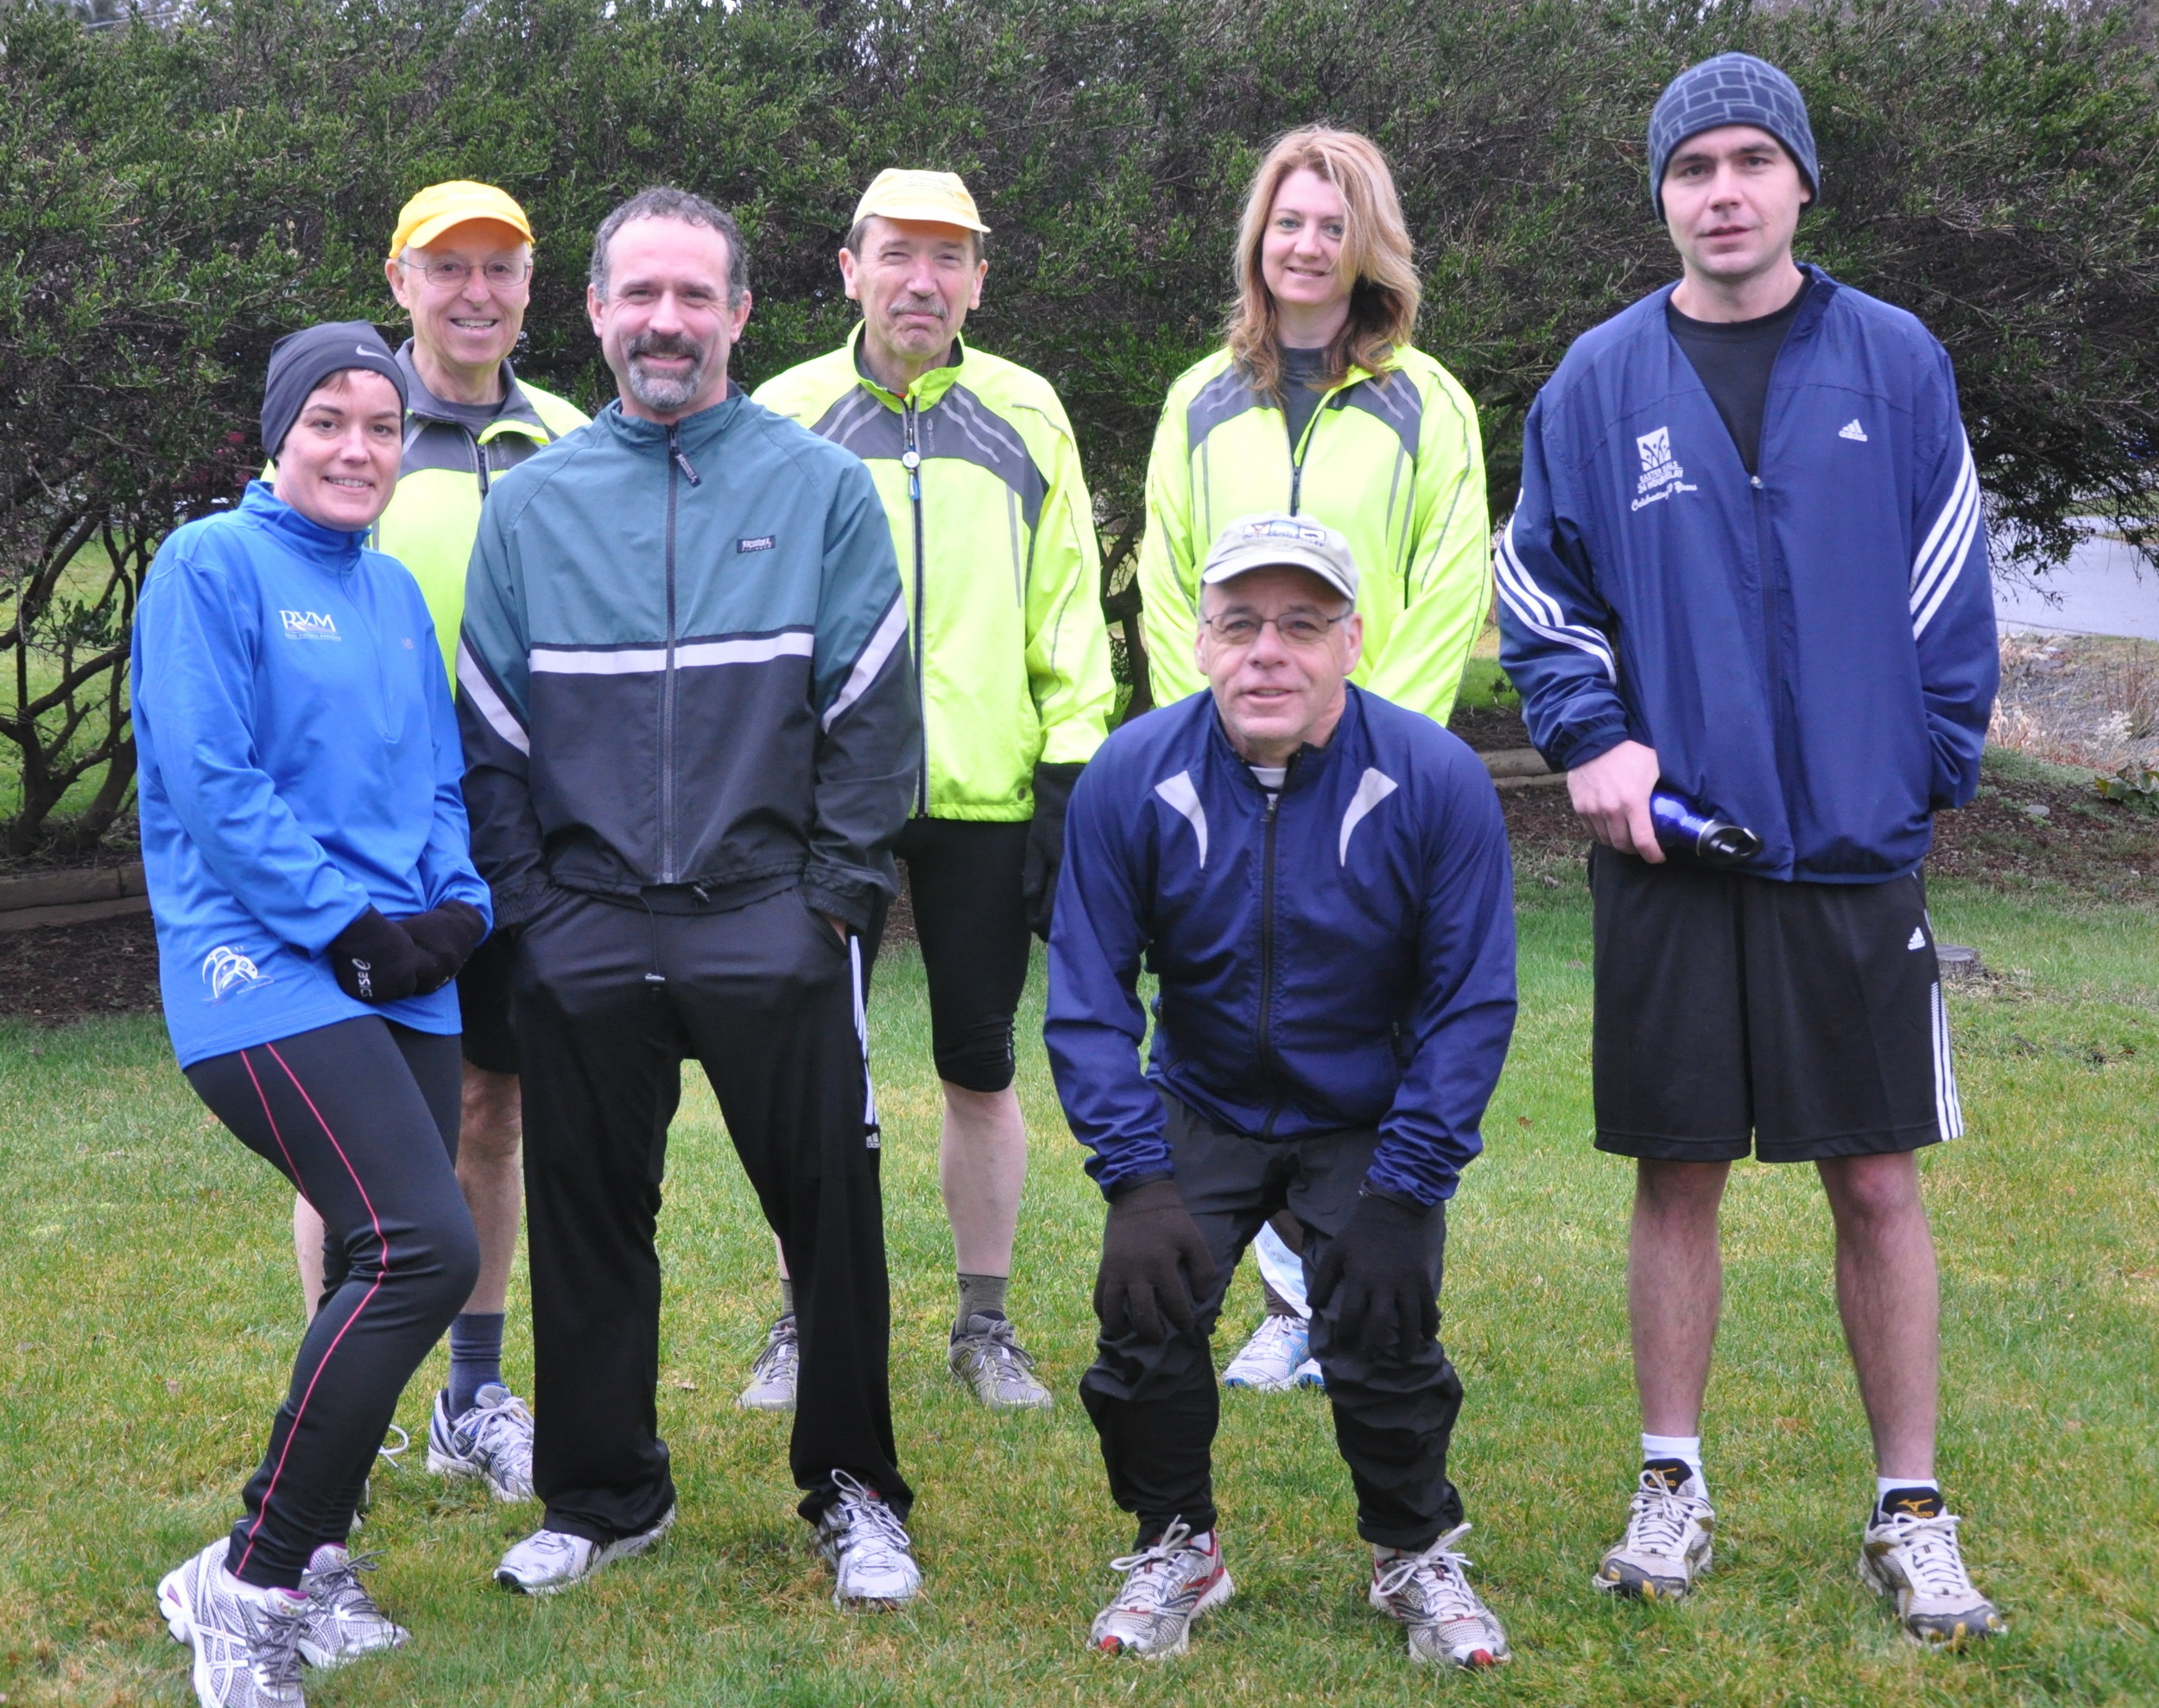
[[1993, 528, 2159, 641]]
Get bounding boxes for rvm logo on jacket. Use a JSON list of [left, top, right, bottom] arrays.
[[1631, 425, 1696, 512], [280, 610, 340, 640]]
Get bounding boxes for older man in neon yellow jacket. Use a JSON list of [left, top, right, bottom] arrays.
[[755, 169, 1114, 1414]]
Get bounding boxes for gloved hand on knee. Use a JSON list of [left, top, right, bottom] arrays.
[[326, 906, 421, 1005], [1094, 1178, 1219, 1343], [1310, 1189, 1439, 1358], [398, 900, 489, 995]]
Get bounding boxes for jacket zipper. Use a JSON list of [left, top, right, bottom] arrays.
[[1257, 785, 1283, 1137], [661, 424, 689, 882], [902, 396, 928, 814], [472, 427, 491, 497]]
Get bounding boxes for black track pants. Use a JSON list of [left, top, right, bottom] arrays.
[[187, 1017, 477, 1590], [513, 885, 908, 1540], [1080, 1095, 1465, 1551]]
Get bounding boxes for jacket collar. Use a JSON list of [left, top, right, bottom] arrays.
[[238, 479, 367, 564], [595, 386, 750, 454], [846, 322, 969, 410], [1206, 681, 1364, 795], [1649, 260, 1842, 344], [393, 340, 553, 440]]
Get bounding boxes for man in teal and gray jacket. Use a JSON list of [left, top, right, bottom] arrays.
[[460, 188, 925, 1609]]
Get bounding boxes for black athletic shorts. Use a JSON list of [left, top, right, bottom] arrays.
[[1589, 847, 1963, 1162], [457, 927, 521, 1076], [863, 818, 1030, 1094]]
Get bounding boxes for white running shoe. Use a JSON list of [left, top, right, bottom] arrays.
[[1290, 1356, 1326, 1389], [737, 1315, 799, 1413], [1220, 1313, 1309, 1390], [1370, 1523, 1510, 1668], [1593, 1465, 1714, 1600], [494, 1504, 674, 1595], [1858, 1499, 2005, 1647], [948, 1313, 1054, 1410], [1088, 1519, 1234, 1657], [426, 1384, 535, 1502], [155, 1538, 308, 1707], [294, 1545, 407, 1669], [812, 1471, 923, 1608]]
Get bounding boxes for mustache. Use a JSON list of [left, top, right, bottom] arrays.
[[625, 331, 707, 364]]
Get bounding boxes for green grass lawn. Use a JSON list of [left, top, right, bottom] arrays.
[[3, 876, 2155, 1705]]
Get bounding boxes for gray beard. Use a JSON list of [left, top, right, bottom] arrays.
[[624, 353, 708, 412]]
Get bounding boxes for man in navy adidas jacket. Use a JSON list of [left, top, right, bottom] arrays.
[[1497, 54, 2002, 1644], [1049, 515, 1517, 1670]]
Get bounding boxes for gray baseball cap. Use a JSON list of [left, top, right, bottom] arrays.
[[1200, 513, 1359, 604]]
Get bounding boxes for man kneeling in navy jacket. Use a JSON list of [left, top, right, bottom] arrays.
[[1047, 514, 1518, 1669]]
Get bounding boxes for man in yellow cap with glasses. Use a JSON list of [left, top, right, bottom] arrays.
[[288, 180, 587, 1502], [755, 169, 1115, 1414]]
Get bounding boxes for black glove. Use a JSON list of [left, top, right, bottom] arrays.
[[398, 901, 489, 996], [1309, 1190, 1439, 1358], [326, 906, 421, 1005], [1094, 1177, 1219, 1343], [1022, 761, 1086, 941]]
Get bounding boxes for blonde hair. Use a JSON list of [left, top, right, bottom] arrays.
[[1226, 127, 1421, 402]]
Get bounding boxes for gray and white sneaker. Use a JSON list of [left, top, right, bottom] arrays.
[[426, 1384, 535, 1502], [295, 1545, 407, 1669], [1089, 1519, 1233, 1657], [1370, 1523, 1510, 1668], [1220, 1313, 1309, 1391], [155, 1538, 308, 1707], [1859, 1498, 2005, 1647], [812, 1470, 923, 1608], [494, 1504, 674, 1596], [737, 1315, 799, 1413], [1594, 1464, 1714, 1600], [947, 1313, 1054, 1410]]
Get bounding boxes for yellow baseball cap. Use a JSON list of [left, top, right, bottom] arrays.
[[388, 180, 535, 258], [850, 168, 990, 236]]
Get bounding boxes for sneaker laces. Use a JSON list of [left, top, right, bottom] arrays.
[[1106, 1518, 1206, 1614], [375, 1423, 410, 1468], [235, 1590, 307, 1693], [307, 1548, 389, 1623], [1621, 1468, 1708, 1557], [827, 1470, 914, 1571], [750, 1318, 799, 1382], [1238, 1314, 1306, 1361], [964, 1316, 1038, 1375], [456, 1392, 535, 1480], [1374, 1522, 1482, 1622], [1878, 1511, 1977, 1597]]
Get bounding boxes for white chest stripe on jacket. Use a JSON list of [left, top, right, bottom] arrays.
[[1154, 771, 1208, 868], [529, 631, 816, 674], [1339, 768, 1399, 864]]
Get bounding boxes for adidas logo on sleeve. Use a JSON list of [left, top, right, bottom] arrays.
[[1839, 420, 1870, 442]]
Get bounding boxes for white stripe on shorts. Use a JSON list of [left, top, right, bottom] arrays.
[[1928, 980, 1965, 1141]]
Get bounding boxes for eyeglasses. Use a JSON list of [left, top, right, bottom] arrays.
[[397, 257, 532, 290], [1200, 610, 1349, 649]]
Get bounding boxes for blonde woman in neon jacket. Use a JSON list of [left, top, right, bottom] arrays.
[[1138, 126, 1491, 727]]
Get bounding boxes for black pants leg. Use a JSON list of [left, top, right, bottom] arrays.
[[1080, 1096, 1463, 1550], [187, 1016, 475, 1589], [516, 887, 908, 1542]]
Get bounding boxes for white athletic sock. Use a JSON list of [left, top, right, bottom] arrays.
[[219, 1566, 307, 1605], [1642, 1433, 1704, 1484], [1877, 1475, 1939, 1504]]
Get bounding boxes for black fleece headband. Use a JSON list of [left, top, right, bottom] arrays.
[[261, 321, 408, 459]]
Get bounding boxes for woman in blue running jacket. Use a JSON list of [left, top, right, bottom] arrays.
[[136, 321, 491, 1705]]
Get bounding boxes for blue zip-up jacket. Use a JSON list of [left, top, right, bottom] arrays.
[[133, 482, 491, 1068], [1046, 686, 1516, 1206], [1497, 265, 1998, 882]]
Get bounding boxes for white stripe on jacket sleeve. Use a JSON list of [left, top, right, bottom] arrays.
[[821, 595, 909, 733], [1909, 439, 1981, 639], [457, 639, 529, 757], [1492, 516, 1618, 682]]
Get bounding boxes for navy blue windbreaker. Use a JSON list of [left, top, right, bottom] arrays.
[[1045, 686, 1517, 1205], [1497, 265, 1998, 882]]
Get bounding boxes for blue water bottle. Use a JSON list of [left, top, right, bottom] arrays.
[[1649, 789, 1763, 867]]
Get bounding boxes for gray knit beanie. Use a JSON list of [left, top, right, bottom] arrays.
[[1648, 53, 1819, 220]]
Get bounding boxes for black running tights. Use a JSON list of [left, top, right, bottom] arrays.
[[187, 1015, 478, 1589]]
